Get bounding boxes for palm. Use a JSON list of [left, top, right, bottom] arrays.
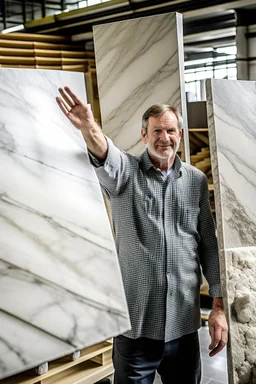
[[68, 104, 93, 131], [56, 86, 95, 132]]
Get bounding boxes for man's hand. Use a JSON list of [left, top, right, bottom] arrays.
[[56, 86, 95, 133], [208, 297, 228, 357], [56, 86, 107, 160]]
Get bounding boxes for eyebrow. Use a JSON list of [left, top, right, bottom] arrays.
[[153, 127, 177, 130]]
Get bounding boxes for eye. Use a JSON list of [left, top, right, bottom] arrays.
[[154, 129, 161, 133], [167, 129, 176, 134]]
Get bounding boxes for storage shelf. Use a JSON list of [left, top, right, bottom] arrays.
[[189, 128, 208, 132], [1, 341, 113, 384]]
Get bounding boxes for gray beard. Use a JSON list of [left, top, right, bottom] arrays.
[[147, 141, 179, 161]]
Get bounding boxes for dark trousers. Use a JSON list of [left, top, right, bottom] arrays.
[[113, 332, 201, 384]]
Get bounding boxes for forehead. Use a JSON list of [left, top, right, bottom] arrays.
[[148, 110, 179, 127]]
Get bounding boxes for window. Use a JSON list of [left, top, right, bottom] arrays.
[[78, 0, 111, 7], [185, 47, 237, 101]]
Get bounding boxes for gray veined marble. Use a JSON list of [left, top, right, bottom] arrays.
[[0, 68, 130, 380], [206, 79, 256, 251], [93, 12, 189, 161], [206, 79, 256, 384]]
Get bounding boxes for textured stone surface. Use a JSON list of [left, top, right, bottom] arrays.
[[226, 248, 256, 383]]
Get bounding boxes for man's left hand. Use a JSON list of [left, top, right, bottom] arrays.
[[208, 298, 228, 357]]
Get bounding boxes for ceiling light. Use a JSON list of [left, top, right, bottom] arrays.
[[1, 24, 24, 34]]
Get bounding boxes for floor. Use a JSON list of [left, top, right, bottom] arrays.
[[154, 325, 228, 384]]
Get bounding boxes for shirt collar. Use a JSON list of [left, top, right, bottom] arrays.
[[139, 150, 183, 178]]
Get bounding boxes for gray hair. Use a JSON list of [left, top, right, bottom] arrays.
[[142, 104, 183, 132]]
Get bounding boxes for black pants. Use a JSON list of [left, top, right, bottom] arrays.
[[113, 332, 201, 384]]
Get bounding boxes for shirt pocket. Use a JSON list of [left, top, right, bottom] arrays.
[[145, 194, 160, 218], [178, 205, 200, 234]]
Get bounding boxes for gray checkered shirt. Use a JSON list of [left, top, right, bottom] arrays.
[[90, 137, 222, 342]]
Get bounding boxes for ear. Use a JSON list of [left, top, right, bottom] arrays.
[[179, 128, 183, 139], [141, 128, 148, 144]]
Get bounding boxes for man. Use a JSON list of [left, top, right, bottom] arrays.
[[56, 86, 228, 384]]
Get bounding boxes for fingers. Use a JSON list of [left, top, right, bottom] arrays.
[[209, 338, 226, 357], [209, 326, 228, 357], [56, 96, 69, 116], [209, 329, 228, 357], [209, 326, 221, 350], [64, 86, 83, 105], [57, 86, 84, 111], [58, 87, 75, 108]]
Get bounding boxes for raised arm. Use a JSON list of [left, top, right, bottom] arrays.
[[56, 86, 107, 160]]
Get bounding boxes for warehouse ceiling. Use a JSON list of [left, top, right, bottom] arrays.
[[1, 0, 256, 62]]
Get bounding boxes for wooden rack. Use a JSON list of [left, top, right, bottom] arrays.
[[1, 340, 113, 384], [187, 101, 216, 322]]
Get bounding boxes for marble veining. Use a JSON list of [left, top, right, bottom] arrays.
[[207, 79, 256, 384], [0, 310, 75, 379], [93, 13, 189, 160], [206, 79, 256, 250], [0, 68, 130, 380]]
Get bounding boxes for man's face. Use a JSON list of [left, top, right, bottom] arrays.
[[141, 110, 183, 161]]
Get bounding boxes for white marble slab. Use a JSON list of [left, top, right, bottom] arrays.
[[93, 12, 189, 161], [206, 79, 256, 384], [0, 68, 130, 380], [206, 79, 256, 250]]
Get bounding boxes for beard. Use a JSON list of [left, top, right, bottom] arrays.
[[147, 140, 180, 161]]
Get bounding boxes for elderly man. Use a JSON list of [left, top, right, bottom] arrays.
[[56, 86, 228, 384]]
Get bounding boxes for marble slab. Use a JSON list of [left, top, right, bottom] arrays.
[[0, 68, 130, 380], [206, 79, 256, 384], [206, 79, 256, 251], [93, 12, 189, 161]]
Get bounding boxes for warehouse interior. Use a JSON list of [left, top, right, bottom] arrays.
[[1, 0, 256, 94]]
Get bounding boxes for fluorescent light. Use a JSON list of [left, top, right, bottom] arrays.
[[79, 1, 87, 7], [216, 46, 237, 55], [2, 24, 24, 34], [185, 55, 236, 67]]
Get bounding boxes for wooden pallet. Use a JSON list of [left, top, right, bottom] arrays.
[[1, 340, 113, 384]]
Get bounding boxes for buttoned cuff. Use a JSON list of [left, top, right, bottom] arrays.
[[88, 136, 121, 173], [88, 151, 106, 168]]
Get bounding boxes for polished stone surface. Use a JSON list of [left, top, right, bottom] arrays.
[[93, 13, 189, 161], [0, 68, 130, 379], [207, 79, 256, 384], [206, 79, 256, 251]]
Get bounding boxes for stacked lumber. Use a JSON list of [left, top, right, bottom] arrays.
[[190, 147, 212, 182], [189, 129, 215, 209], [0, 32, 95, 72]]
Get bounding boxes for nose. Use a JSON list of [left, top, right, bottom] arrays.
[[159, 130, 169, 142]]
